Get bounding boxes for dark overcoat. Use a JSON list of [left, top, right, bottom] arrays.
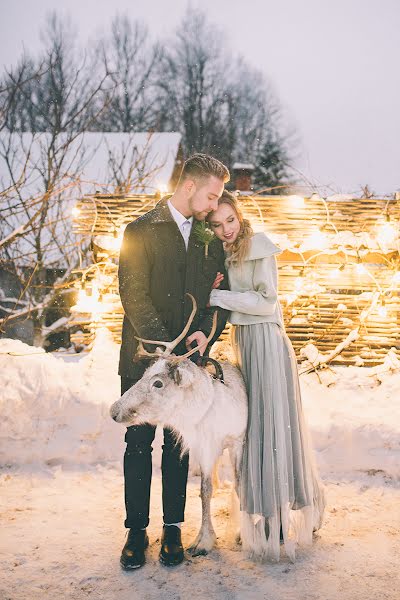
[[118, 199, 229, 379]]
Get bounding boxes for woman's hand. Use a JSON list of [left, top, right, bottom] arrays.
[[206, 272, 224, 308], [212, 272, 224, 289]]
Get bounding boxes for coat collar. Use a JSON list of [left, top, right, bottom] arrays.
[[245, 232, 281, 261], [148, 199, 202, 232], [144, 198, 204, 254], [147, 198, 175, 224]]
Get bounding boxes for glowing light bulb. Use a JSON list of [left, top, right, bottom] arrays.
[[356, 263, 367, 275], [73, 282, 102, 316], [287, 195, 305, 208], [392, 271, 400, 284], [107, 233, 124, 252], [377, 304, 387, 318], [377, 221, 398, 245], [285, 293, 298, 306], [72, 206, 80, 218], [330, 268, 341, 279], [107, 226, 126, 252], [157, 183, 168, 195], [294, 276, 304, 292], [306, 229, 328, 250], [91, 281, 100, 303], [77, 288, 88, 303]]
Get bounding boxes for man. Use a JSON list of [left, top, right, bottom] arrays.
[[118, 153, 230, 569]]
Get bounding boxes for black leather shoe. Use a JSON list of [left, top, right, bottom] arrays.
[[159, 525, 184, 566], [120, 529, 149, 570]]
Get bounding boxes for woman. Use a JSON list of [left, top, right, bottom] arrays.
[[207, 191, 325, 562]]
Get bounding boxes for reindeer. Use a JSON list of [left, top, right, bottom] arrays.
[[110, 295, 248, 556]]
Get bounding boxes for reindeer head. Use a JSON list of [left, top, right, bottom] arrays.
[[110, 357, 213, 428], [110, 294, 218, 429]]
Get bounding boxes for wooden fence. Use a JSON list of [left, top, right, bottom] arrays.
[[71, 192, 400, 365]]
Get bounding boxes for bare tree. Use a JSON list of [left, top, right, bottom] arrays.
[[0, 13, 114, 347], [104, 133, 166, 194], [94, 15, 163, 132], [157, 9, 232, 160], [0, 127, 89, 346], [156, 6, 294, 183]]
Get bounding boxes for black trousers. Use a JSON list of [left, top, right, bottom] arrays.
[[121, 377, 189, 530]]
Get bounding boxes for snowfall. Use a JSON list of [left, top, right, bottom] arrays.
[[1, 329, 399, 600]]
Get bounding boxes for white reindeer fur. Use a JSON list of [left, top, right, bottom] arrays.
[[110, 357, 247, 555]]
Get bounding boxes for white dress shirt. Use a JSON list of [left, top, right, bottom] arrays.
[[167, 199, 193, 249]]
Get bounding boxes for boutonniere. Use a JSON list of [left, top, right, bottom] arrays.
[[194, 221, 216, 258]]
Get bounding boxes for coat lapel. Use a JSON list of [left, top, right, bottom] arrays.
[[187, 219, 204, 261]]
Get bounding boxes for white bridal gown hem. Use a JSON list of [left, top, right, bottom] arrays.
[[233, 322, 326, 563]]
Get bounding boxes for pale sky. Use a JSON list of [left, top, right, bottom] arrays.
[[1, 0, 399, 195]]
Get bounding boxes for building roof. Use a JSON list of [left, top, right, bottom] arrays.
[[232, 162, 255, 171]]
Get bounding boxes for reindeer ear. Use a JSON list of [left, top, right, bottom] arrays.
[[168, 363, 195, 388]]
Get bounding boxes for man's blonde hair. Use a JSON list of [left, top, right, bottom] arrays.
[[178, 153, 230, 186]]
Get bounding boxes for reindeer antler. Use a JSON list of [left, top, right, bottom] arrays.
[[169, 310, 218, 363], [134, 293, 198, 360]]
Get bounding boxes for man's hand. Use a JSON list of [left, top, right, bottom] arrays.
[[185, 330, 208, 356], [212, 272, 224, 289]]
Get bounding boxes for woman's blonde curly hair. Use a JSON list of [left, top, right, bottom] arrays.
[[208, 190, 254, 266]]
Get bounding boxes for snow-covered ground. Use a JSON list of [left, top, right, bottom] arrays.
[[1, 330, 399, 599]]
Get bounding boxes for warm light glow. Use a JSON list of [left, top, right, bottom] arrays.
[[377, 304, 388, 318], [72, 206, 80, 218], [330, 268, 341, 279], [72, 283, 102, 316], [356, 263, 367, 275], [304, 228, 328, 250], [287, 195, 305, 208], [392, 271, 400, 284], [377, 221, 398, 246], [285, 293, 298, 306], [106, 233, 124, 253], [294, 276, 304, 292], [72, 282, 119, 317], [157, 183, 168, 195]]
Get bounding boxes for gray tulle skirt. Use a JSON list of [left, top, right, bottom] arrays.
[[232, 322, 326, 562]]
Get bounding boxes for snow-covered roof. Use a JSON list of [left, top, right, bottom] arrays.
[[232, 162, 255, 171]]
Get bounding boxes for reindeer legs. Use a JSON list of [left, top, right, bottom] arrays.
[[187, 470, 217, 556], [228, 440, 243, 545]]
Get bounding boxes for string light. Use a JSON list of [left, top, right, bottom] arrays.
[[71, 190, 400, 363]]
